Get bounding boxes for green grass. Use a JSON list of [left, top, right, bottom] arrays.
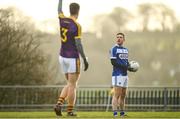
[[0, 112, 180, 118]]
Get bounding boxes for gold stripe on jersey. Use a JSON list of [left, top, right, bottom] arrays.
[[75, 36, 81, 39], [76, 22, 82, 39], [70, 19, 82, 40], [58, 12, 65, 18]]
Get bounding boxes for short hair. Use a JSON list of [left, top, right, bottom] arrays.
[[116, 32, 125, 40], [70, 3, 80, 15]]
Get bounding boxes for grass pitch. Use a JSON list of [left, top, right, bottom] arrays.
[[0, 112, 180, 118]]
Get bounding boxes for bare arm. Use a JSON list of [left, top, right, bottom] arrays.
[[58, 0, 63, 14]]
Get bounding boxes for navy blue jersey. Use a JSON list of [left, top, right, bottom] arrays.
[[58, 13, 82, 58], [110, 44, 129, 76]]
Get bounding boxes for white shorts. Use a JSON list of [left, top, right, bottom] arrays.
[[59, 56, 81, 73], [112, 75, 129, 88]]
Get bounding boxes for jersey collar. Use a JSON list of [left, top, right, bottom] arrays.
[[115, 44, 122, 47]]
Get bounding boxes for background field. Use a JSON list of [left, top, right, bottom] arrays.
[[0, 112, 180, 118]]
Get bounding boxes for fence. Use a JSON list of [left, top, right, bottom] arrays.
[[0, 85, 179, 111]]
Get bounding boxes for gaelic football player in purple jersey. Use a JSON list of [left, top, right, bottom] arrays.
[[54, 0, 89, 117]]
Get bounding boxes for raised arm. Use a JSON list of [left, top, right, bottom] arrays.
[[58, 0, 63, 14]]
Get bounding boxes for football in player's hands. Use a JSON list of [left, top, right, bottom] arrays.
[[129, 61, 140, 72]]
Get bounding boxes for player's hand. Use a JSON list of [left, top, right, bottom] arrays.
[[83, 58, 89, 71], [127, 65, 137, 72], [128, 67, 136, 72]]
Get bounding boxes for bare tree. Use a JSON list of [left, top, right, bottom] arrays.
[[93, 7, 132, 39], [0, 7, 49, 85], [156, 3, 177, 31], [138, 3, 177, 31], [109, 7, 133, 31], [138, 3, 154, 31]]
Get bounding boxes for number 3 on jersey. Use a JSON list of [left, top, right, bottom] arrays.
[[60, 27, 68, 42]]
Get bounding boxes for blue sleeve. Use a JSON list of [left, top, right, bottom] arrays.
[[110, 47, 116, 59]]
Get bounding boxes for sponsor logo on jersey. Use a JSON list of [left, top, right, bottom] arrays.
[[117, 49, 128, 53], [119, 54, 128, 59]]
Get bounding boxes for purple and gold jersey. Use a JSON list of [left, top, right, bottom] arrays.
[[58, 13, 82, 58], [110, 44, 129, 76]]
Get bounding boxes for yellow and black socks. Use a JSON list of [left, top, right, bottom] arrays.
[[67, 105, 74, 113], [57, 97, 65, 105]]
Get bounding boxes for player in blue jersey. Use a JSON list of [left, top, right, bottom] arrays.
[[110, 33, 134, 117], [54, 0, 89, 117]]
